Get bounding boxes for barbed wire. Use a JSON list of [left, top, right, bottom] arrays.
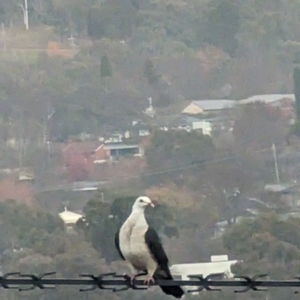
[[1, 272, 300, 294]]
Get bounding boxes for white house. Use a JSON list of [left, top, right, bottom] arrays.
[[59, 207, 83, 233]]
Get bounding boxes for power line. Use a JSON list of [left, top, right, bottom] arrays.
[[101, 144, 281, 184], [37, 143, 292, 193]]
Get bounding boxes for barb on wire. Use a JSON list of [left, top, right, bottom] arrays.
[[79, 272, 116, 291], [187, 274, 222, 293], [18, 272, 56, 291], [0, 272, 300, 293], [234, 274, 268, 293]]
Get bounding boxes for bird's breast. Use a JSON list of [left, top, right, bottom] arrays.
[[119, 223, 156, 270]]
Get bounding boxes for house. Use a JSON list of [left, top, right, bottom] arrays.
[[103, 143, 144, 161], [238, 94, 295, 115], [105, 133, 123, 143], [182, 100, 236, 115], [62, 141, 109, 181], [239, 94, 295, 105], [18, 170, 35, 182], [170, 255, 240, 295], [71, 181, 105, 191], [63, 141, 109, 164], [263, 183, 299, 208], [175, 116, 213, 135], [175, 115, 232, 135], [58, 207, 83, 233], [130, 121, 151, 138]]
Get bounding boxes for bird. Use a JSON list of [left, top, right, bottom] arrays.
[[114, 196, 184, 298]]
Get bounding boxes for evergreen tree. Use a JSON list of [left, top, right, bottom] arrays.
[[143, 58, 159, 86], [100, 55, 112, 93], [205, 0, 240, 56]]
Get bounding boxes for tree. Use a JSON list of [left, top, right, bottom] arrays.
[[205, 0, 240, 56], [222, 212, 300, 300], [144, 58, 160, 86], [0, 200, 64, 252], [100, 54, 112, 94], [145, 129, 216, 184], [88, 0, 137, 40], [6, 233, 111, 300]]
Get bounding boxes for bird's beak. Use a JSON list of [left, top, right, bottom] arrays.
[[149, 202, 155, 208]]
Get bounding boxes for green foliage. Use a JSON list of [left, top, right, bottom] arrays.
[[145, 129, 216, 182], [0, 200, 64, 252], [143, 58, 160, 85], [205, 0, 240, 55], [221, 214, 300, 300], [100, 54, 112, 93], [88, 0, 137, 39], [0, 199, 110, 300], [223, 213, 300, 264], [0, 0, 297, 143]]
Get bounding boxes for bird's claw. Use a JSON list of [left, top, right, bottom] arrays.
[[143, 276, 155, 287], [130, 275, 137, 285]]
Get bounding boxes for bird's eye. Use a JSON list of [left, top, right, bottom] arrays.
[[139, 199, 144, 203]]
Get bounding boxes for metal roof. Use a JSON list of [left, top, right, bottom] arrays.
[[264, 183, 296, 193], [104, 144, 139, 150], [192, 100, 236, 111], [239, 94, 295, 104]]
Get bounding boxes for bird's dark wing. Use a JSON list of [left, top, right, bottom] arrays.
[[114, 230, 125, 260], [145, 227, 184, 298], [144, 227, 168, 266]]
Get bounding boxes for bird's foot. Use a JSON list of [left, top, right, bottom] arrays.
[[129, 275, 137, 285], [143, 276, 155, 287]]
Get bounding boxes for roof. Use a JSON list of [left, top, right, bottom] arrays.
[[191, 100, 236, 111], [63, 141, 102, 154], [59, 208, 83, 225], [239, 94, 295, 105], [71, 181, 104, 191], [264, 183, 296, 193], [104, 144, 139, 150]]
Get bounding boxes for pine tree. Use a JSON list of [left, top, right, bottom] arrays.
[[100, 55, 112, 93]]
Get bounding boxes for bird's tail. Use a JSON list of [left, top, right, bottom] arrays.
[[154, 267, 184, 299]]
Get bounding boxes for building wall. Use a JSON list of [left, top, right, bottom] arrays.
[[92, 145, 109, 161], [192, 121, 212, 136]]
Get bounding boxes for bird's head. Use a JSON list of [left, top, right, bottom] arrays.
[[132, 196, 155, 212]]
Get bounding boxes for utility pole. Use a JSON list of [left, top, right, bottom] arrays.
[[24, 0, 29, 30], [17, 0, 29, 30], [272, 143, 280, 184]]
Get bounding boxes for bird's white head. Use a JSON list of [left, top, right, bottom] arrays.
[[132, 196, 155, 212]]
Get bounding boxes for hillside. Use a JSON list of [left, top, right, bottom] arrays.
[[0, 0, 298, 142]]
